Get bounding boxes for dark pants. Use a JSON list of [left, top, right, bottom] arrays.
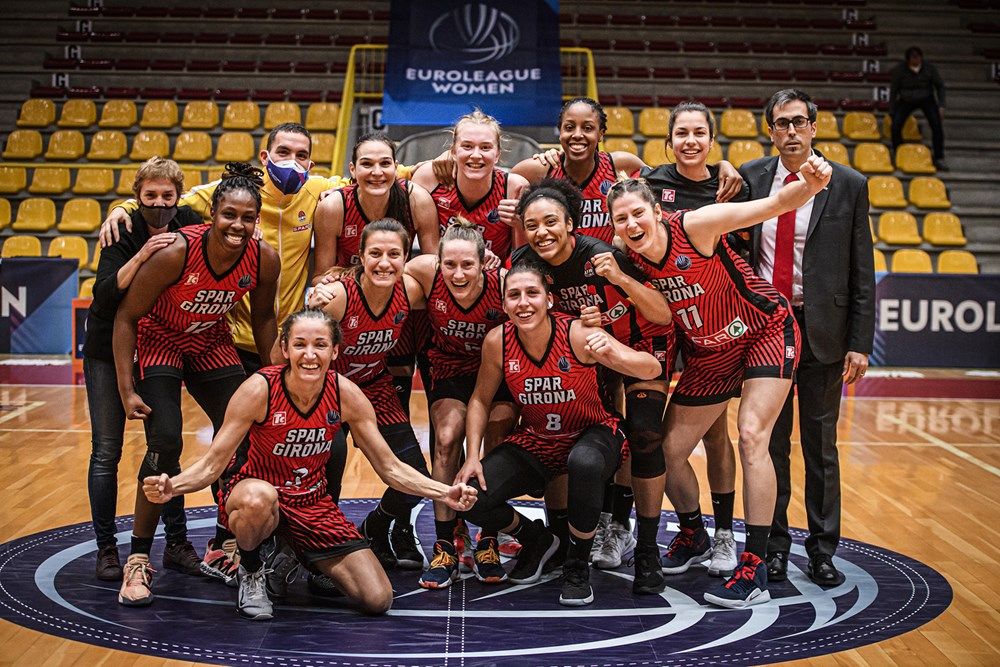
[[768, 309, 844, 558], [84, 357, 186, 548], [891, 97, 944, 160]]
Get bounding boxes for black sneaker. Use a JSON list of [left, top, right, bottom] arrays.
[[391, 522, 424, 570], [660, 527, 711, 574], [162, 540, 203, 577], [95, 545, 123, 581], [632, 542, 666, 595], [508, 522, 560, 585], [360, 515, 396, 570], [558, 557, 594, 606]]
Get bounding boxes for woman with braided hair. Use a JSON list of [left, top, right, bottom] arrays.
[[112, 162, 282, 607]]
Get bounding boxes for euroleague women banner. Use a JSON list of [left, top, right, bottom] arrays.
[[383, 0, 562, 126], [0, 258, 77, 354]]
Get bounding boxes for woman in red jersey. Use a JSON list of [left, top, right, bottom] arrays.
[[457, 260, 661, 607], [142, 309, 477, 620], [604, 154, 832, 609], [113, 163, 281, 607], [404, 219, 517, 588], [411, 109, 529, 261]]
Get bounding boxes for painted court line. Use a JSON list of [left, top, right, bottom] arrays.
[[880, 414, 1000, 478]]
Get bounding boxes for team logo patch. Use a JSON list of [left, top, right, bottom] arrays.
[[393, 312, 407, 324], [326, 409, 340, 425], [786, 345, 797, 359], [429, 4, 520, 64], [485, 308, 502, 321], [507, 359, 520, 373], [486, 208, 500, 224], [661, 188, 676, 203], [298, 210, 306, 223], [345, 225, 358, 238], [438, 198, 451, 208], [347, 315, 359, 329], [272, 411, 286, 426], [557, 356, 571, 372], [583, 260, 595, 277], [675, 255, 692, 270], [605, 303, 628, 322], [654, 350, 667, 361], [599, 179, 613, 195], [434, 299, 447, 312], [635, 391, 647, 399], [185, 273, 199, 285], [727, 317, 747, 338], [238, 275, 252, 289]]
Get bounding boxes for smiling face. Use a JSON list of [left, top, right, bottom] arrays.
[[439, 238, 482, 299], [211, 189, 259, 251], [349, 139, 396, 197], [360, 230, 407, 288], [559, 101, 604, 163], [668, 110, 714, 170], [262, 130, 313, 171], [610, 191, 662, 257], [452, 122, 499, 183], [769, 100, 816, 162], [282, 318, 337, 380], [522, 197, 574, 265], [503, 269, 551, 332]]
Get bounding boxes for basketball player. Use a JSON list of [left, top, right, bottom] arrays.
[[113, 164, 281, 606], [604, 153, 832, 608], [142, 309, 477, 619]]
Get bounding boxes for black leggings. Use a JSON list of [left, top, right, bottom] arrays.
[[462, 424, 622, 534], [375, 422, 431, 520]]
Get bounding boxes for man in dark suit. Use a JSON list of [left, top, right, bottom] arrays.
[[739, 89, 875, 586]]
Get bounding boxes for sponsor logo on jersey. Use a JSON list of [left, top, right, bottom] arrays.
[[438, 198, 451, 208], [604, 302, 628, 323], [185, 273, 199, 285], [727, 318, 747, 338], [557, 356, 570, 372], [661, 188, 676, 203], [635, 391, 647, 399], [298, 210, 306, 223], [599, 179, 613, 195], [654, 350, 667, 361], [485, 308, 502, 321], [238, 275, 251, 289], [272, 411, 287, 425], [487, 208, 500, 224], [786, 345, 797, 359], [292, 224, 310, 232], [689, 316, 749, 347], [435, 299, 447, 312], [345, 225, 358, 238], [507, 359, 520, 373], [675, 255, 692, 271], [326, 409, 340, 425], [393, 311, 407, 324], [347, 315, 359, 329]]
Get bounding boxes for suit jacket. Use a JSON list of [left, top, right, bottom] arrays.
[[739, 156, 875, 365]]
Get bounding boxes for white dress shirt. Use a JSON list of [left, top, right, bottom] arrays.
[[757, 160, 815, 307]]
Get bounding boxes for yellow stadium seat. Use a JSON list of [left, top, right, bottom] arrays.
[[312, 166, 331, 178], [883, 115, 921, 141], [173, 131, 213, 162], [116, 168, 137, 195], [79, 277, 95, 298], [12, 197, 56, 232], [867, 176, 908, 208], [223, 102, 260, 130], [895, 144, 935, 174], [719, 109, 757, 139], [215, 132, 255, 162], [726, 140, 764, 168], [642, 139, 670, 167], [869, 214, 878, 242], [814, 111, 840, 140], [842, 112, 881, 141], [815, 141, 850, 167], [140, 100, 179, 129], [604, 138, 638, 155], [760, 114, 770, 135], [181, 168, 203, 190], [72, 168, 114, 195], [891, 249, 932, 273], [207, 167, 225, 182], [853, 143, 894, 174], [922, 212, 966, 246], [28, 167, 71, 194], [877, 212, 921, 245], [264, 102, 302, 130], [87, 130, 127, 160], [17, 99, 56, 128], [305, 102, 339, 131], [936, 249, 978, 274], [181, 101, 220, 129], [0, 167, 27, 194], [604, 107, 634, 137], [57, 99, 97, 128], [44, 130, 86, 160], [88, 243, 102, 271], [311, 133, 336, 163], [98, 100, 137, 128], [706, 142, 723, 165], [3, 129, 43, 159], [130, 131, 170, 161], [638, 107, 670, 137], [58, 198, 102, 233], [47, 235, 90, 268], [873, 248, 887, 272], [0, 198, 9, 229], [908, 177, 951, 209], [2, 235, 41, 258]]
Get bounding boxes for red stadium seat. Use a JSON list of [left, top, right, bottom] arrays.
[[135, 6, 169, 17], [751, 42, 785, 54], [831, 71, 866, 82], [161, 32, 194, 44], [290, 90, 326, 103], [214, 89, 251, 101], [271, 8, 303, 19], [67, 86, 103, 98], [689, 67, 723, 80], [840, 99, 876, 111], [255, 89, 289, 102], [651, 67, 685, 79], [743, 17, 776, 29], [647, 40, 680, 52], [620, 94, 656, 107], [177, 88, 215, 100], [150, 60, 184, 71], [187, 60, 221, 72], [300, 35, 333, 47], [116, 59, 150, 71], [758, 69, 793, 81], [610, 15, 642, 26], [105, 87, 138, 99], [260, 61, 294, 73], [786, 44, 820, 55], [723, 69, 757, 80], [122, 31, 158, 43], [339, 9, 373, 21], [717, 42, 751, 53], [224, 61, 256, 73], [90, 32, 123, 42], [677, 15, 710, 27], [44, 57, 78, 70], [612, 40, 645, 51], [709, 16, 742, 28], [140, 87, 176, 99], [202, 8, 235, 18], [576, 13, 609, 25], [79, 59, 113, 70], [265, 34, 298, 46], [820, 44, 855, 56], [295, 62, 328, 74], [230, 33, 264, 46], [683, 41, 716, 53], [794, 70, 829, 82], [237, 8, 269, 19], [642, 15, 676, 27], [617, 67, 650, 79]]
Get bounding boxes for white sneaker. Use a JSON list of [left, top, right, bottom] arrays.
[[707, 528, 738, 578], [592, 520, 636, 570], [237, 566, 273, 620], [589, 512, 611, 562]]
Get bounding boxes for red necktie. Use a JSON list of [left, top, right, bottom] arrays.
[[772, 172, 799, 301]]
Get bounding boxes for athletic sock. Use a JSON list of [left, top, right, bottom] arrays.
[[239, 546, 262, 573], [130, 535, 154, 556], [744, 524, 770, 560], [546, 507, 569, 553], [601, 479, 615, 513], [435, 518, 458, 542], [366, 504, 394, 534], [611, 484, 635, 525], [711, 491, 735, 532], [636, 514, 660, 547], [567, 532, 594, 562], [214, 524, 234, 546], [677, 508, 704, 532]]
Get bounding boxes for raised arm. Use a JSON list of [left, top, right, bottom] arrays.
[[249, 241, 281, 365], [610, 151, 646, 175], [409, 160, 442, 193], [511, 155, 550, 184], [408, 181, 441, 255], [456, 327, 504, 488], [591, 251, 671, 325], [569, 320, 661, 380]]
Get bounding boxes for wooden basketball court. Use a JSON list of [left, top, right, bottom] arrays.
[[0, 363, 998, 665]]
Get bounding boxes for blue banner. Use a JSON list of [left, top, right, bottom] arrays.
[[383, 0, 562, 126], [871, 273, 1000, 368], [0, 258, 78, 354]]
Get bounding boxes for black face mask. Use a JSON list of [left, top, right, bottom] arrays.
[[139, 203, 178, 229]]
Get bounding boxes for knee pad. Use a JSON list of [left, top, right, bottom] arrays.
[[138, 448, 181, 481], [627, 390, 667, 479]]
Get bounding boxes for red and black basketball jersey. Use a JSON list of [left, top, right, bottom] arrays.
[[503, 313, 616, 438], [426, 268, 506, 380], [337, 180, 416, 267], [144, 226, 259, 337], [332, 275, 409, 387], [431, 169, 512, 260], [547, 151, 617, 244], [629, 211, 786, 351], [238, 365, 343, 506]]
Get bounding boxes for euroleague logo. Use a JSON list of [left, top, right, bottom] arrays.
[[0, 502, 951, 667], [428, 3, 521, 64]]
